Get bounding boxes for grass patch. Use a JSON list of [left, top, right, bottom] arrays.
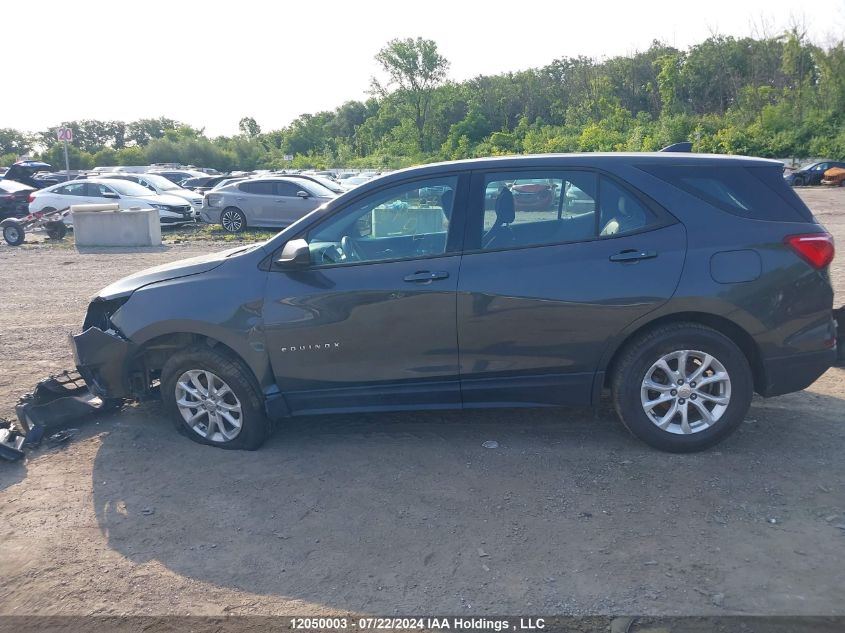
[[162, 223, 277, 244]]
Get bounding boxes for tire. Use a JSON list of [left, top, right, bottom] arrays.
[[3, 221, 25, 246], [220, 207, 246, 233], [611, 322, 753, 453], [793, 177, 804, 186], [46, 221, 67, 240], [160, 345, 270, 450]]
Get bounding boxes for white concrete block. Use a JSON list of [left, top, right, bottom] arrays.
[[73, 208, 162, 247]]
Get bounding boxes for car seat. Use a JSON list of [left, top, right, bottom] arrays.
[[483, 187, 515, 248]]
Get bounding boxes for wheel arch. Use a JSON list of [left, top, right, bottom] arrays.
[[600, 311, 765, 396], [128, 330, 270, 396]]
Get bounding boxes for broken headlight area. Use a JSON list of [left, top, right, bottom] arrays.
[[82, 296, 130, 333]]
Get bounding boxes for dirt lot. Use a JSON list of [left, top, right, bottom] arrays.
[[0, 189, 844, 618]]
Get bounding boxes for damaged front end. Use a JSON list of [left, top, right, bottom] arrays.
[[72, 297, 138, 399], [4, 298, 137, 461]]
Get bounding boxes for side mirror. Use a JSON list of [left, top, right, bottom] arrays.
[[102, 191, 119, 199], [275, 238, 311, 269], [296, 190, 310, 198]]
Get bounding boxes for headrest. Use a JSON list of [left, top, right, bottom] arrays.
[[494, 187, 515, 224]]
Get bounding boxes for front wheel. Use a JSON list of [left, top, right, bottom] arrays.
[[3, 221, 25, 246], [611, 323, 753, 452], [220, 207, 246, 233], [160, 346, 270, 450]]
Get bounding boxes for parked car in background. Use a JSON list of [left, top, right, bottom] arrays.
[[181, 174, 244, 193], [283, 173, 346, 194], [2, 161, 55, 188], [784, 161, 845, 186], [337, 175, 372, 190], [146, 169, 207, 185], [200, 177, 336, 232], [181, 175, 217, 192], [97, 172, 203, 213], [0, 180, 34, 220], [69, 153, 836, 453], [821, 166, 845, 186], [30, 179, 196, 227]]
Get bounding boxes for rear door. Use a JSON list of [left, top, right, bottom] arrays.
[[236, 181, 273, 225], [54, 182, 92, 209], [456, 168, 686, 407]]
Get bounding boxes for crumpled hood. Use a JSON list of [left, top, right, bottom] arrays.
[[96, 245, 252, 300]]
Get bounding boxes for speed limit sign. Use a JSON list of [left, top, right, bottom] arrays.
[[56, 127, 73, 142]]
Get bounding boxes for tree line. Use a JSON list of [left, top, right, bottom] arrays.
[[2, 29, 844, 172]]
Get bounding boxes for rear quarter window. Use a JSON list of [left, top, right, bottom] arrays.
[[638, 165, 814, 222]]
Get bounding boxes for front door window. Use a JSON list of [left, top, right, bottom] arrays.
[[305, 176, 458, 266]]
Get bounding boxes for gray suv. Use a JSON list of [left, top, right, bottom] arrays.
[[200, 177, 337, 232], [71, 153, 836, 453]]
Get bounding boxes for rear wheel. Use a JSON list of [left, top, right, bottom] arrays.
[[611, 323, 753, 452], [2, 221, 25, 246], [161, 345, 269, 450], [220, 207, 246, 233]]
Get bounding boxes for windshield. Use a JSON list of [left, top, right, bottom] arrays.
[[142, 173, 181, 190], [102, 180, 157, 197], [306, 176, 342, 192], [302, 181, 336, 197]]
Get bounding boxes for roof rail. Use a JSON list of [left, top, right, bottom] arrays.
[[660, 142, 693, 153]]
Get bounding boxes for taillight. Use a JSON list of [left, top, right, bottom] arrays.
[[28, 193, 35, 203], [785, 233, 835, 269]]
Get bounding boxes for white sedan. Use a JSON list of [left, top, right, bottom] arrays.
[[30, 179, 197, 227], [96, 172, 204, 213]]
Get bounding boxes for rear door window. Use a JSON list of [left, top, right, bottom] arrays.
[[598, 178, 656, 236], [57, 182, 88, 196], [474, 170, 660, 251], [639, 164, 813, 222], [239, 181, 274, 195]]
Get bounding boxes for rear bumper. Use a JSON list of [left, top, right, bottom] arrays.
[[759, 347, 836, 397], [71, 327, 136, 398]]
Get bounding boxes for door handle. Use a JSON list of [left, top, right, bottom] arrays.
[[275, 199, 286, 203], [403, 271, 449, 282], [609, 249, 657, 262]]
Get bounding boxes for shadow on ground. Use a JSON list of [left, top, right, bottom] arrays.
[[90, 388, 845, 614], [0, 459, 26, 492]]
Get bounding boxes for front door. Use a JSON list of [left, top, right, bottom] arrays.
[[457, 169, 686, 407], [262, 174, 467, 413], [270, 180, 315, 226]]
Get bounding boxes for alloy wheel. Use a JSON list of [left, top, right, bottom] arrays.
[[221, 209, 243, 232], [640, 349, 732, 435], [175, 369, 243, 442]]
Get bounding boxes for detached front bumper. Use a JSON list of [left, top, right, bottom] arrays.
[[71, 327, 137, 399]]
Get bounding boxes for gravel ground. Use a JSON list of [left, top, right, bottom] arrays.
[[0, 188, 843, 618]]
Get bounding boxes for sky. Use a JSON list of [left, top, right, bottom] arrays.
[[3, 0, 844, 137]]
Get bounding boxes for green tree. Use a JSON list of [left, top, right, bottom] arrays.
[[372, 37, 450, 151], [238, 116, 261, 137]]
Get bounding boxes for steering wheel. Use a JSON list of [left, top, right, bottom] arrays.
[[340, 235, 361, 261]]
